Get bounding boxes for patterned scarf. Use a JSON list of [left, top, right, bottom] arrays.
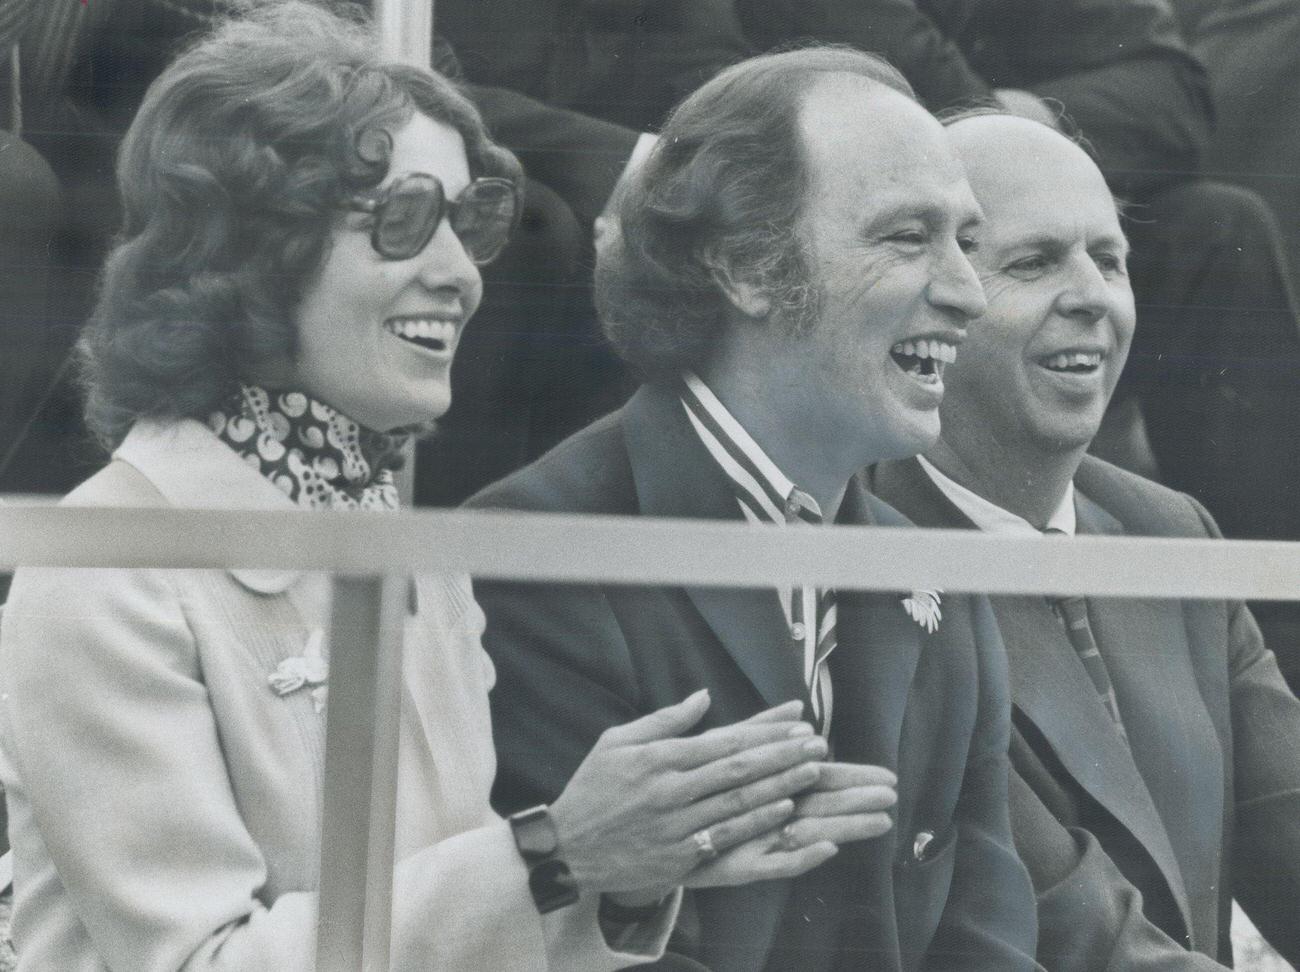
[[208, 385, 410, 511]]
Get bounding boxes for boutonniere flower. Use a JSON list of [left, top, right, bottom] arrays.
[[269, 629, 329, 713], [901, 589, 943, 634]]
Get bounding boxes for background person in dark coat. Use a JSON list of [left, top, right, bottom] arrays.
[[870, 113, 1300, 970], [471, 48, 1038, 971]]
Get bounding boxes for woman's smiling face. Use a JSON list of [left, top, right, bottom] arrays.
[[287, 113, 484, 431]]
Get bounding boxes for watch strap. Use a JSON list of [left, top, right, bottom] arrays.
[[508, 805, 579, 913]]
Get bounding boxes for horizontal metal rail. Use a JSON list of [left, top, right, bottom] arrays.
[[0, 500, 1294, 970], [0, 505, 1295, 600]]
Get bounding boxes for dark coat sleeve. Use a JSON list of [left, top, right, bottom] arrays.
[[925, 595, 1041, 970], [1012, 0, 1212, 197], [1008, 739, 1229, 970], [1185, 497, 1300, 967]]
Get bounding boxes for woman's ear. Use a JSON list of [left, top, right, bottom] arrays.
[[703, 247, 771, 319]]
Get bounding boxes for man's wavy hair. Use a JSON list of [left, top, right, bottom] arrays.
[[82, 0, 520, 449], [596, 46, 914, 380]]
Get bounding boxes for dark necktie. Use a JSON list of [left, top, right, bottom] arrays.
[[1044, 531, 1129, 746]]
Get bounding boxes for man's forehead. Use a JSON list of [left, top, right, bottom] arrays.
[[976, 172, 1127, 253], [797, 81, 969, 194], [948, 117, 1124, 247]]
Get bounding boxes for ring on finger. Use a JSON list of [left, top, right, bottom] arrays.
[[691, 828, 719, 862]]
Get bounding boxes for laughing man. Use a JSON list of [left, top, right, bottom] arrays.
[[469, 48, 1038, 971], [870, 113, 1300, 970]]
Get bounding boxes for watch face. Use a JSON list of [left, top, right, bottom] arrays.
[[512, 806, 560, 860]]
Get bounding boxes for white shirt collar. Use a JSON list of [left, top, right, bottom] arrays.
[[915, 454, 1076, 536]]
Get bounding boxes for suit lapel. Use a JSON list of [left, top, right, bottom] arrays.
[[829, 478, 925, 770], [991, 595, 1195, 935], [872, 457, 1199, 944], [620, 383, 808, 961], [620, 383, 809, 709], [1074, 492, 1222, 950]]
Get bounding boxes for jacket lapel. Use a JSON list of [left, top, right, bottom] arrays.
[[620, 384, 807, 961], [620, 384, 811, 712], [872, 457, 1199, 943], [829, 478, 926, 770], [1074, 489, 1222, 950], [113, 419, 305, 594], [991, 594, 1195, 940]]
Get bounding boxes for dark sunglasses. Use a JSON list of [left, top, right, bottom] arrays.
[[346, 172, 519, 265]]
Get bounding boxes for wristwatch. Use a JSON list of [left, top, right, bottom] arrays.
[[508, 805, 579, 913]]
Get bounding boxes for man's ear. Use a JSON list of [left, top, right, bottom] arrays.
[[703, 247, 771, 319]]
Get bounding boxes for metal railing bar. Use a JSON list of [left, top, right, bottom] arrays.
[[316, 574, 407, 971], [0, 506, 1295, 600], [373, 0, 432, 68]]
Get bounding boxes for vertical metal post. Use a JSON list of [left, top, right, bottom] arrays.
[[316, 574, 408, 971], [315, 6, 435, 965], [373, 0, 433, 68]]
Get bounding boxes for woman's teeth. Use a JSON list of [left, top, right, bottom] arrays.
[[1042, 351, 1103, 372], [889, 339, 958, 383], [383, 317, 457, 351]]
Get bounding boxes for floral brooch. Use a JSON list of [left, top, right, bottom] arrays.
[[901, 589, 943, 634], [269, 629, 328, 713]]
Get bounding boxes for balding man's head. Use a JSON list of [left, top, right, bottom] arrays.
[[936, 114, 1136, 459]]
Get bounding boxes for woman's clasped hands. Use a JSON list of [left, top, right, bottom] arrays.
[[547, 690, 899, 905]]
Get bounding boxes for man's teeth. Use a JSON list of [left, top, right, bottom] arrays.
[[890, 339, 958, 364], [1042, 351, 1103, 372], [383, 318, 457, 348], [889, 339, 957, 383]]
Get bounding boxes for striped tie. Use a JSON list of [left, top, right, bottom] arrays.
[[1051, 595, 1129, 746], [1043, 528, 1128, 745]]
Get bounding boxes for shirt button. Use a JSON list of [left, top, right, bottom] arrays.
[[913, 830, 936, 862], [790, 622, 807, 641], [784, 498, 800, 517]]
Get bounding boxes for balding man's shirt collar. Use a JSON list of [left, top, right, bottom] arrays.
[[916, 454, 1076, 536]]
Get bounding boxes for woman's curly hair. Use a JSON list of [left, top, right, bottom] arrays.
[[595, 46, 913, 381], [81, 0, 520, 449]]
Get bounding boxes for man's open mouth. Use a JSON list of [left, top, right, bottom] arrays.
[[1039, 350, 1103, 375], [890, 339, 958, 384], [382, 317, 457, 353]]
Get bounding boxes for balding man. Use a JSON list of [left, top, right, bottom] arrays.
[[870, 113, 1300, 970]]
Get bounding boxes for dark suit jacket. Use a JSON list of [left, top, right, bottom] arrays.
[[733, 0, 1211, 198], [869, 455, 1300, 970], [469, 383, 1037, 971]]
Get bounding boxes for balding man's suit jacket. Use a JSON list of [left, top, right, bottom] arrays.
[[469, 383, 1037, 971], [869, 455, 1300, 971]]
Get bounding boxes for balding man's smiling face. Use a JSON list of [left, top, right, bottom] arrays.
[[938, 116, 1136, 458]]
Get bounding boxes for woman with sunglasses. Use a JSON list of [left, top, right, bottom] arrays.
[[0, 4, 843, 969]]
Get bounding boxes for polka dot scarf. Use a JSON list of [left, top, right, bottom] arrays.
[[208, 385, 410, 511]]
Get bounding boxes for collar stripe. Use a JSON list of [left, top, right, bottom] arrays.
[[680, 391, 786, 523], [681, 374, 794, 518]]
